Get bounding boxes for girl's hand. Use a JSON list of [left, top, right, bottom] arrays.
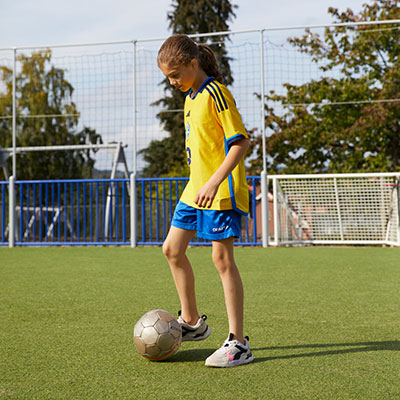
[[194, 180, 219, 208], [193, 139, 251, 209]]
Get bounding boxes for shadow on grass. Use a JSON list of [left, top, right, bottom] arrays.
[[166, 341, 400, 364], [252, 340, 400, 363], [166, 348, 216, 363]]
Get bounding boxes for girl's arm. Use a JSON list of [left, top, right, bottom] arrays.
[[194, 137, 250, 208]]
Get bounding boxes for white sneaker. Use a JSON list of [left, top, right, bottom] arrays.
[[177, 310, 211, 342], [205, 333, 254, 367]]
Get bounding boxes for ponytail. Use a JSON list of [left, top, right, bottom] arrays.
[[158, 35, 223, 83], [196, 43, 223, 83]]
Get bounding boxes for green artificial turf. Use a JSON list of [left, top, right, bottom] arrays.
[[0, 246, 399, 399]]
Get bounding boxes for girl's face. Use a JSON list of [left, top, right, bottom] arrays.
[[159, 59, 198, 92]]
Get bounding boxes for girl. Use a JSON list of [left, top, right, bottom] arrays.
[[158, 34, 253, 368]]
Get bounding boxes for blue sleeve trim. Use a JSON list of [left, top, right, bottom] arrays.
[[226, 134, 247, 148], [223, 137, 248, 216]]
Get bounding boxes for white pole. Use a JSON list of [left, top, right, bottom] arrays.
[[260, 29, 267, 177], [4, 143, 123, 153], [12, 48, 17, 179], [131, 41, 138, 249], [379, 176, 387, 240], [130, 172, 137, 248], [260, 29, 268, 248], [9, 176, 15, 248], [334, 177, 344, 240], [132, 40, 137, 175], [273, 177, 279, 246], [261, 171, 268, 248], [397, 176, 400, 246]]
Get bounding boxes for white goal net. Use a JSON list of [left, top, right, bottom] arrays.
[[270, 173, 400, 246]]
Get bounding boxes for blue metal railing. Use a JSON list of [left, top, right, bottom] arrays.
[[136, 176, 261, 246], [0, 176, 261, 246], [0, 181, 8, 246], [137, 177, 187, 245], [6, 179, 130, 246]]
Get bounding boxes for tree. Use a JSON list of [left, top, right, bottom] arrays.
[[140, 0, 237, 177], [0, 50, 102, 180], [248, 0, 400, 175]]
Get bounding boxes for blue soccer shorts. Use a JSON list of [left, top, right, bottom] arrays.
[[171, 201, 242, 240]]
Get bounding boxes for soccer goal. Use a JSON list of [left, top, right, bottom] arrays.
[[269, 172, 400, 246]]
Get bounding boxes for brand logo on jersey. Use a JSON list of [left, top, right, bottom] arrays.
[[186, 110, 190, 117], [185, 121, 190, 140], [212, 225, 227, 232]]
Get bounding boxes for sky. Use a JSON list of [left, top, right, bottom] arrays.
[[0, 0, 370, 49]]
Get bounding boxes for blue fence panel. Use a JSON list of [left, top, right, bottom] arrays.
[[136, 176, 261, 246], [0, 181, 9, 246], [4, 176, 261, 247], [136, 177, 187, 246], [13, 179, 130, 246]]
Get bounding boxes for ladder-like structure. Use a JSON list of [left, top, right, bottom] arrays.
[[104, 142, 130, 240]]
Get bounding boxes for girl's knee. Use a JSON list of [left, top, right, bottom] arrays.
[[162, 241, 183, 263], [162, 241, 174, 259], [212, 248, 235, 274]]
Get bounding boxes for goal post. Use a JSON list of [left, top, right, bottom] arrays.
[[269, 172, 400, 247]]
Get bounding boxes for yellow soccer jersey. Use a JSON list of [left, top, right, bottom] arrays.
[[180, 77, 249, 215]]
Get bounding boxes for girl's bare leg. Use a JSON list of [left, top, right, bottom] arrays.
[[211, 237, 244, 344], [162, 226, 199, 325]]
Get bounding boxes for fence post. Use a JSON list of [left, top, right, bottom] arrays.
[[9, 176, 15, 248], [397, 176, 400, 246], [259, 29, 269, 248], [261, 170, 268, 248], [334, 177, 344, 240], [273, 177, 279, 247], [131, 40, 138, 249], [130, 172, 137, 248], [12, 48, 17, 179], [132, 40, 137, 175]]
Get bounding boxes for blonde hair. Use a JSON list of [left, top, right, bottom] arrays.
[[157, 34, 223, 83]]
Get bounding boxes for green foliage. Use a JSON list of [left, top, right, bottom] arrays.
[[140, 0, 237, 177], [0, 50, 102, 180], [249, 0, 400, 175]]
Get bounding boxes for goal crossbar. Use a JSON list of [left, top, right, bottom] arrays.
[[1, 143, 126, 153]]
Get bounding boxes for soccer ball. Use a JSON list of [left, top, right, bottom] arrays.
[[133, 309, 182, 361]]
